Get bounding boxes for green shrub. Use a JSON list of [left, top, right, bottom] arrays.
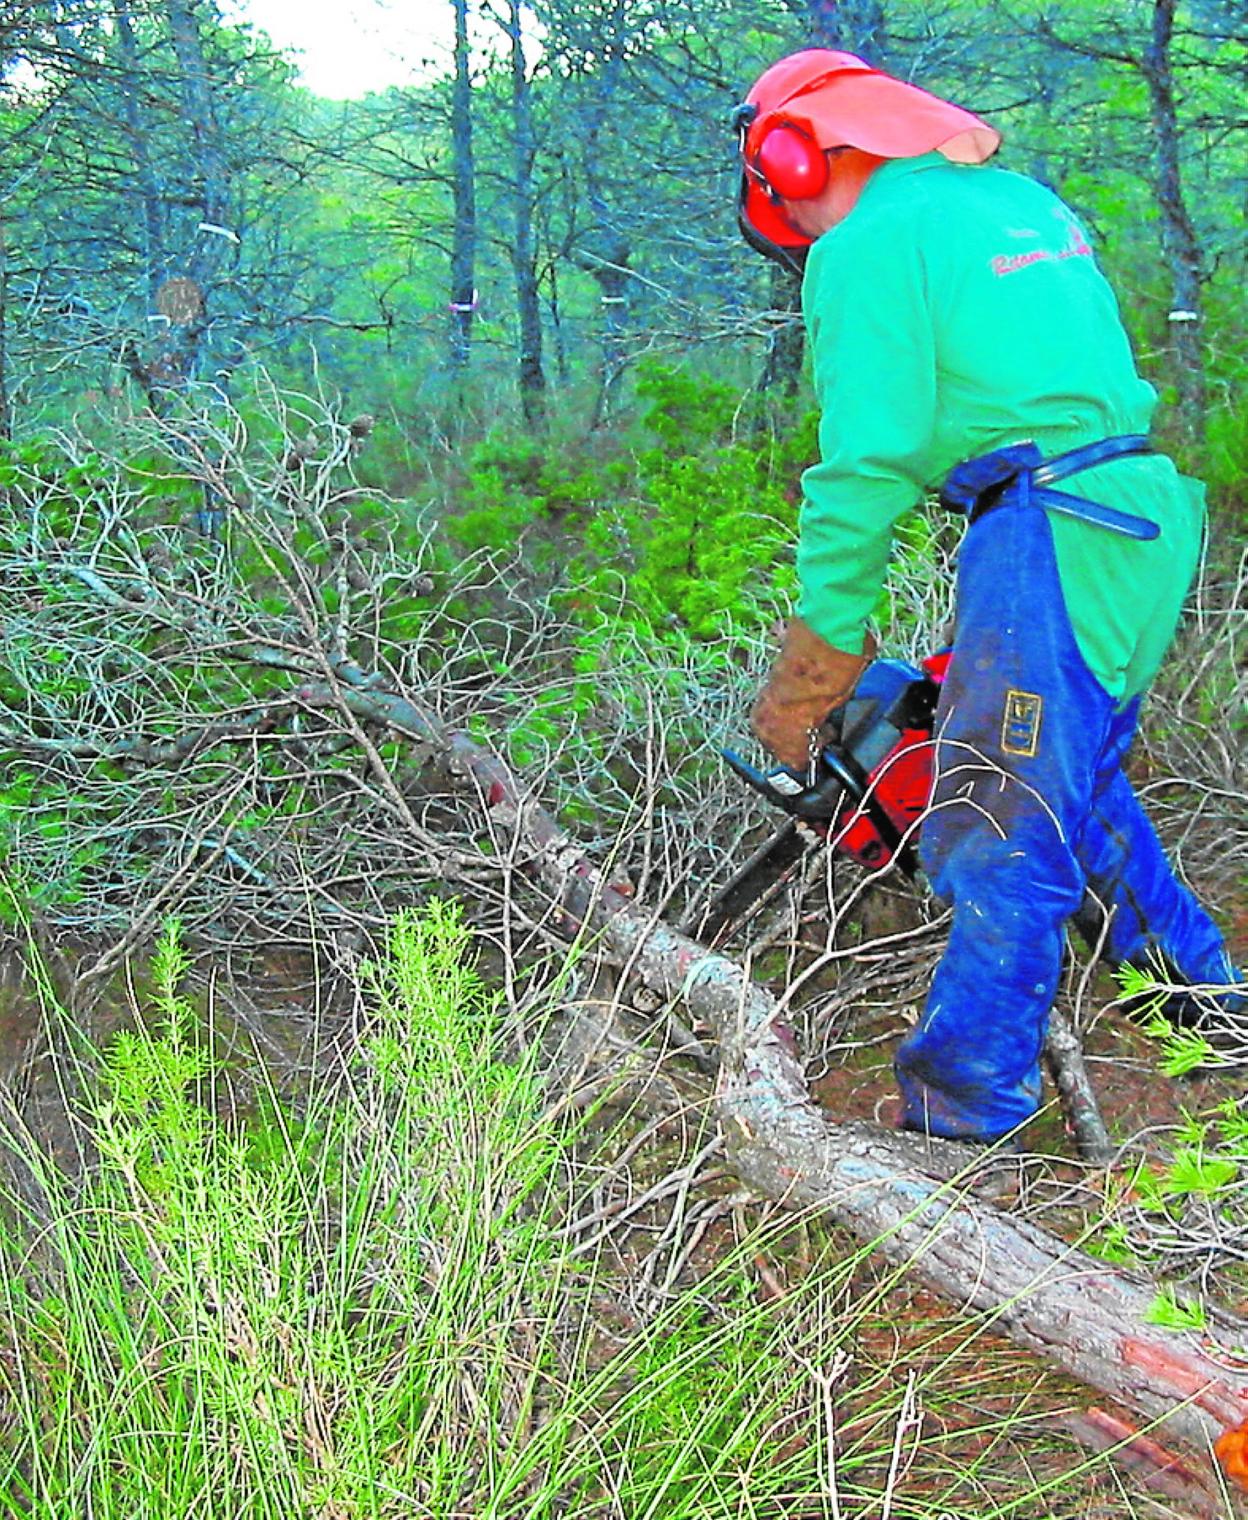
[[444, 430, 628, 556], [1083, 964, 1246, 1305], [1205, 394, 1248, 525], [561, 364, 805, 642]]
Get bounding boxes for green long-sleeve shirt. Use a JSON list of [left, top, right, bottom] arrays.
[[796, 153, 1205, 700]]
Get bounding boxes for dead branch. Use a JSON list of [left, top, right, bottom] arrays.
[[1045, 1007, 1115, 1165]]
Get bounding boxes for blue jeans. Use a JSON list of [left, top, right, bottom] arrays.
[[895, 500, 1236, 1141]]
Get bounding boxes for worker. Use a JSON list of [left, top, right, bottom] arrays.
[[735, 49, 1243, 1143]]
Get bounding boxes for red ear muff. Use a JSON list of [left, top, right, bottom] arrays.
[[754, 125, 829, 200]]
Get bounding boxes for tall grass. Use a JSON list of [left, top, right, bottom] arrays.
[[0, 905, 1166, 1519]]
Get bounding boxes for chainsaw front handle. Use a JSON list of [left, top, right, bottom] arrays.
[[720, 747, 847, 822]]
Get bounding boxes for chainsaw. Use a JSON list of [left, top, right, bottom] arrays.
[[698, 650, 951, 946]]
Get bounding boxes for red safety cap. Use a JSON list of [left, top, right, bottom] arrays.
[[738, 49, 1001, 253]]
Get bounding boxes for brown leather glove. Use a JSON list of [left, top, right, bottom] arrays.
[[750, 618, 878, 770]]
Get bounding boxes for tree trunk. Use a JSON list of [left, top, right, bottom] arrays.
[[1142, 0, 1207, 445], [587, 255, 629, 428], [578, 0, 630, 428], [757, 262, 805, 400], [503, 0, 547, 428], [300, 659, 1248, 1511], [114, 6, 173, 416], [448, 0, 476, 379], [546, 259, 571, 385], [162, 0, 237, 397], [116, 7, 167, 314]]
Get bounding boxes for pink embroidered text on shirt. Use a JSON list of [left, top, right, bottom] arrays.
[[991, 233, 1092, 277]]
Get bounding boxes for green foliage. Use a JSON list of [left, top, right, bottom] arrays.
[[568, 363, 801, 642], [0, 436, 109, 546], [0, 904, 566, 1514], [1083, 1217, 1134, 1265], [1144, 1286, 1207, 1332], [1083, 966, 1246, 1301], [1165, 1144, 1238, 1197], [505, 679, 602, 770], [437, 364, 808, 648], [0, 906, 1157, 1516], [1205, 390, 1248, 525], [0, 904, 1051, 1518], [1141, 1010, 1219, 1079], [412, 364, 811, 792], [444, 430, 628, 556], [617, 450, 795, 639], [0, 762, 107, 909], [92, 919, 213, 1197], [633, 359, 744, 450]]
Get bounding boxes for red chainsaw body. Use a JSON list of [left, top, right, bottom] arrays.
[[831, 649, 950, 869]]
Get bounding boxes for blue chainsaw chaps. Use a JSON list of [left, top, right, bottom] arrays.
[[894, 500, 1240, 1143]]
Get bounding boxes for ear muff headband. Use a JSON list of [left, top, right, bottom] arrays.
[[734, 50, 1002, 264]]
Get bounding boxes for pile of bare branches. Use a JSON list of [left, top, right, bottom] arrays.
[[0, 381, 1241, 1020], [0, 390, 765, 969]]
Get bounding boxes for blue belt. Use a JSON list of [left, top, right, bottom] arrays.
[[940, 434, 1160, 541]]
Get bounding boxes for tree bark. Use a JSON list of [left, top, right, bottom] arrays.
[[502, 0, 547, 428], [757, 262, 804, 401], [448, 0, 476, 379], [574, 0, 630, 428], [162, 0, 237, 396], [300, 657, 1248, 1509], [803, 0, 886, 64], [586, 252, 629, 428], [1143, 0, 1207, 444], [115, 6, 167, 315]]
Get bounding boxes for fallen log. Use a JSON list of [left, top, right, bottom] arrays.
[[309, 663, 1248, 1510]]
